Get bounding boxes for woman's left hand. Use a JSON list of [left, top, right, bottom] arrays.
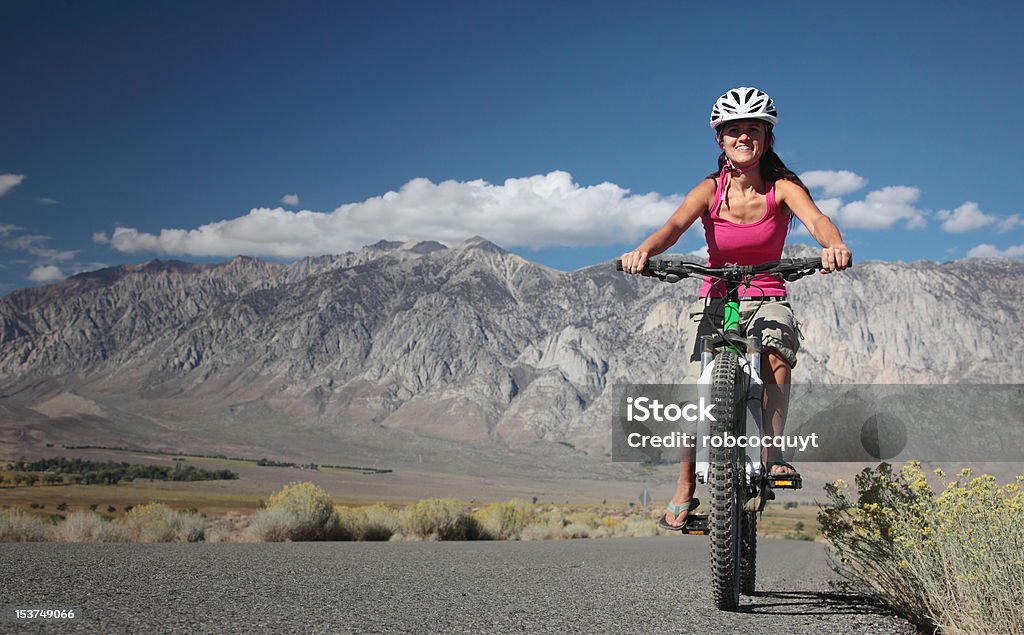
[[821, 244, 852, 273]]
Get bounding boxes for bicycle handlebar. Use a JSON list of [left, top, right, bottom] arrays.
[[614, 256, 844, 283]]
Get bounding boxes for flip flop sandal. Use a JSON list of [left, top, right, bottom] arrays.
[[657, 497, 701, 531]]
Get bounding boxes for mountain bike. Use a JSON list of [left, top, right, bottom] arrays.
[[616, 256, 825, 610]]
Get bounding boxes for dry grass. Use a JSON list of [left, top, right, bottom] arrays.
[[51, 510, 127, 542], [0, 482, 264, 519], [0, 508, 49, 541], [2, 472, 822, 545], [757, 503, 820, 540]]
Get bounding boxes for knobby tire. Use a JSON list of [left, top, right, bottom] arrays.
[[709, 350, 744, 610]]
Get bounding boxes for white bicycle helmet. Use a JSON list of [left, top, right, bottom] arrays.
[[709, 87, 778, 130]]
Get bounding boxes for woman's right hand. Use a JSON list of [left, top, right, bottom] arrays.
[[621, 249, 649, 274]]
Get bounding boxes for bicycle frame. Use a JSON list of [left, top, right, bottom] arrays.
[[695, 280, 765, 491]]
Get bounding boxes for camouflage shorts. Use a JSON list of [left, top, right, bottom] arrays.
[[687, 297, 800, 379]]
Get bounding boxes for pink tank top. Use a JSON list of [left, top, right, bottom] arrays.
[[698, 168, 788, 298]]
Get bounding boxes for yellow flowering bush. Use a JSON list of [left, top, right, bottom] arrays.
[[120, 503, 205, 542], [474, 499, 535, 540], [328, 503, 402, 541], [819, 462, 1024, 633], [251, 481, 335, 541], [402, 498, 482, 540]]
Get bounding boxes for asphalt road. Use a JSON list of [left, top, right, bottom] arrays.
[[1, 538, 915, 634]]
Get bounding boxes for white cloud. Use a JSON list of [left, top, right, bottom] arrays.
[[934, 203, 1023, 233], [833, 186, 926, 230], [688, 245, 709, 259], [997, 214, 1022, 232], [0, 174, 25, 197], [935, 202, 994, 233], [97, 171, 682, 258], [800, 170, 867, 196], [815, 197, 843, 216], [4, 234, 77, 262], [28, 265, 64, 283], [966, 243, 1024, 258], [0, 224, 22, 235], [71, 262, 109, 275], [280, 193, 300, 207]]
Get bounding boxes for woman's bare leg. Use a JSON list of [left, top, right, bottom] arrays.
[[665, 444, 697, 526], [762, 349, 795, 475]]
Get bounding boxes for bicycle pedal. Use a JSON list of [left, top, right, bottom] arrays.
[[768, 474, 802, 490], [681, 514, 709, 535]]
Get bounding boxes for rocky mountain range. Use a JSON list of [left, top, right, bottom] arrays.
[[1, 237, 1021, 464]]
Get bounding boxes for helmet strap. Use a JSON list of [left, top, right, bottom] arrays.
[[725, 158, 760, 175]]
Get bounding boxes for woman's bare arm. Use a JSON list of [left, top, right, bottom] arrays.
[[621, 178, 715, 274], [776, 179, 852, 273]]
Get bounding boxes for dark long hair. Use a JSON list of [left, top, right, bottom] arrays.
[[708, 125, 810, 195]]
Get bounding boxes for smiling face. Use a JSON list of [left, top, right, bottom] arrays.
[[717, 119, 768, 167]]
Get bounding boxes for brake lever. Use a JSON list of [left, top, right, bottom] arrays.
[[781, 268, 817, 282], [650, 269, 689, 283]]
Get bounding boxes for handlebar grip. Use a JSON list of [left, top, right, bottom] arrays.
[[615, 258, 624, 271]]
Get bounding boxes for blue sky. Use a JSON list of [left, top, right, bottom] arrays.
[[2, 0, 1022, 290]]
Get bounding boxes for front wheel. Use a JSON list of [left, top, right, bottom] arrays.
[[708, 350, 745, 610]]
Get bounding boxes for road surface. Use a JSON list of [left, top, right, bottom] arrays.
[[1, 537, 914, 634]]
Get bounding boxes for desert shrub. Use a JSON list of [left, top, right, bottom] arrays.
[[119, 503, 205, 542], [325, 504, 402, 541], [262, 481, 335, 541], [519, 509, 568, 541], [519, 522, 563, 541], [245, 506, 301, 542], [203, 524, 234, 543], [563, 522, 590, 539], [402, 498, 481, 540], [327, 505, 361, 541], [52, 511, 127, 542], [0, 509, 49, 542], [358, 504, 401, 541], [476, 500, 534, 540], [819, 462, 1024, 634], [539, 508, 565, 527], [565, 511, 601, 529], [614, 514, 658, 538]]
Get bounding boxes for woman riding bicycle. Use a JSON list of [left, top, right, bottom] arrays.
[[620, 87, 852, 530]]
